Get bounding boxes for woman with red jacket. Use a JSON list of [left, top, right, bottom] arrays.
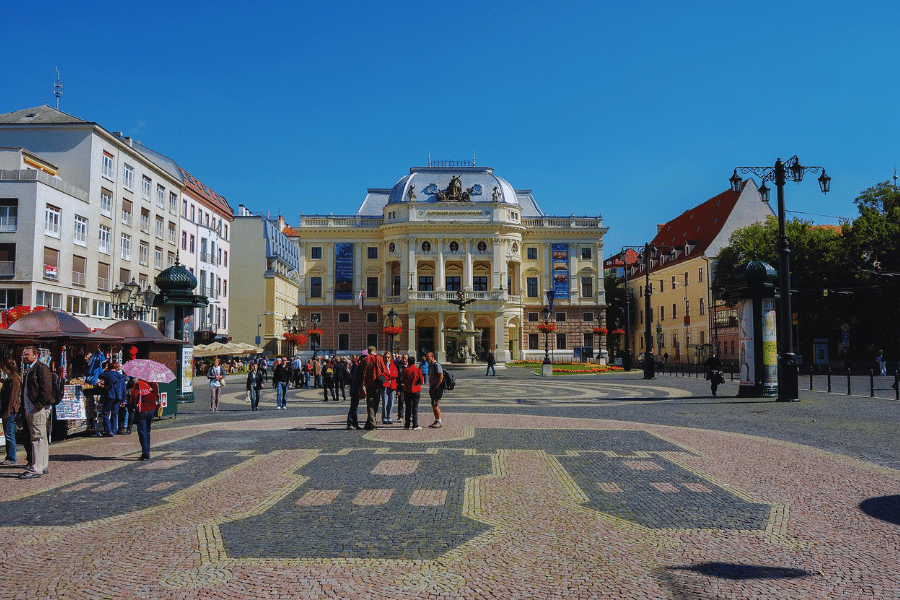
[[380, 352, 399, 425], [131, 380, 159, 461]]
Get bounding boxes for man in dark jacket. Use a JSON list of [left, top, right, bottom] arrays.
[[20, 346, 53, 479], [347, 352, 366, 429], [361, 347, 386, 430], [273, 358, 291, 409]]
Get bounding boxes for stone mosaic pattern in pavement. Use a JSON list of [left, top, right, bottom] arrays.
[[1, 374, 899, 599]]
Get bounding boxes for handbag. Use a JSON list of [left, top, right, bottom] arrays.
[[155, 402, 164, 418], [376, 375, 386, 386]]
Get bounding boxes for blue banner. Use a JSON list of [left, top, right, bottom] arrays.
[[551, 243, 570, 299], [334, 243, 354, 300]]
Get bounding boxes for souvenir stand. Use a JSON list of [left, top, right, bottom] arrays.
[[7, 309, 124, 440], [101, 320, 186, 418]]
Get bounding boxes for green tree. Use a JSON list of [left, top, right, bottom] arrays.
[[854, 180, 900, 214]]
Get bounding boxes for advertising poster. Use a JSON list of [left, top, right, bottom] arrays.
[[181, 346, 194, 394], [760, 298, 778, 393], [738, 300, 754, 386], [56, 385, 85, 420], [551, 243, 570, 299], [334, 243, 354, 300]]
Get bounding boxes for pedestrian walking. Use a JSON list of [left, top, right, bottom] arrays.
[[131, 379, 159, 461], [361, 346, 386, 430], [98, 361, 127, 435], [485, 349, 497, 376], [892, 356, 899, 391], [346, 351, 366, 429], [207, 357, 225, 412], [426, 352, 444, 428], [704, 352, 723, 397], [273, 358, 290, 409], [401, 355, 423, 429], [381, 352, 398, 424], [19, 346, 53, 479], [335, 358, 349, 400], [322, 359, 337, 402], [1, 356, 22, 465], [246, 362, 264, 410]]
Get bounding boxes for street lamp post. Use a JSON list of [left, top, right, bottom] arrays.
[[541, 305, 552, 365], [596, 314, 604, 363], [310, 314, 320, 358], [729, 157, 831, 401], [110, 277, 156, 320], [387, 307, 397, 352], [256, 311, 273, 347]]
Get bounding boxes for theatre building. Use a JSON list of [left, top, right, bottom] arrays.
[[288, 160, 608, 363]]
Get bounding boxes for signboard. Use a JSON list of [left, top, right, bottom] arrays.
[[738, 300, 754, 386], [551, 243, 570, 300], [160, 391, 168, 408], [181, 346, 194, 394], [56, 385, 86, 420], [760, 298, 778, 395], [334, 243, 354, 300], [44, 265, 57, 278]]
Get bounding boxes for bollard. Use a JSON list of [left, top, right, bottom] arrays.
[[827, 367, 831, 393], [730, 362, 734, 381], [847, 368, 852, 395], [870, 369, 875, 398], [809, 367, 814, 391]]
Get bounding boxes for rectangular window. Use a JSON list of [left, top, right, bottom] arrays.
[[181, 231, 187, 250], [155, 216, 164, 239], [473, 276, 487, 291], [223, 280, 227, 298], [97, 262, 110, 291], [338, 333, 350, 351], [338, 313, 350, 323], [528, 333, 539, 350], [446, 276, 461, 291], [100, 189, 113, 216], [584, 332, 593, 347], [99, 225, 111, 254], [581, 276, 593, 297], [366, 277, 379, 299], [168, 252, 175, 267], [123, 164, 134, 190], [581, 247, 592, 260], [671, 276, 676, 290], [311, 246, 322, 259], [142, 176, 152, 200], [154, 248, 163, 270], [102, 152, 114, 180], [556, 312, 566, 322], [43, 247, 59, 279], [36, 290, 62, 310], [119, 268, 131, 285], [223, 250, 228, 267], [0, 202, 18, 232], [74, 215, 88, 246], [556, 333, 566, 350], [189, 234, 195, 253], [367, 333, 378, 348], [525, 312, 540, 324], [169, 192, 178, 214], [140, 208, 150, 233], [310, 277, 322, 297], [583, 312, 594, 322], [367, 246, 378, 259], [120, 233, 132, 260], [182, 199, 188, 218], [121, 198, 133, 225], [156, 184, 165, 208], [418, 276, 433, 291], [367, 312, 378, 323], [660, 306, 665, 321], [672, 303, 677, 319], [72, 255, 86, 287], [392, 275, 400, 296], [92, 299, 111, 318], [0, 289, 23, 309], [190, 205, 195, 222], [527, 247, 537, 260], [699, 298, 705, 315], [699, 267, 704, 283], [223, 224, 228, 240], [139, 242, 149, 266], [205, 212, 209, 227], [44, 205, 61, 237], [67, 295, 88, 315]]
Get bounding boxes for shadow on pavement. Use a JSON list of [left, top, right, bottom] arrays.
[[859, 495, 900, 526], [668, 562, 811, 580]]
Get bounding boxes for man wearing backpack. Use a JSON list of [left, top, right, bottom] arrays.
[[19, 346, 53, 479], [426, 352, 443, 428]]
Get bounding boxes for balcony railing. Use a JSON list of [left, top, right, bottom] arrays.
[[97, 277, 109, 291], [72, 271, 85, 286], [0, 261, 13, 277], [408, 290, 507, 302], [200, 251, 214, 264], [0, 216, 17, 232]]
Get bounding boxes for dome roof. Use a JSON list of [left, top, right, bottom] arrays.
[[102, 319, 186, 344], [386, 167, 520, 207], [9, 309, 93, 334], [155, 263, 197, 292]]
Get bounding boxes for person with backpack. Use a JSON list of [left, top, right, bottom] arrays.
[[19, 346, 53, 479], [322, 359, 337, 402], [425, 352, 444, 428]]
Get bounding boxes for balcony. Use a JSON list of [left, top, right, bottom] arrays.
[[0, 261, 13, 277], [199, 251, 215, 264], [408, 290, 507, 302], [121, 211, 133, 226], [97, 277, 109, 291], [72, 271, 85, 287], [0, 216, 17, 232]]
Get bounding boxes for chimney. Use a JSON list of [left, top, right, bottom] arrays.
[[657, 223, 665, 233]]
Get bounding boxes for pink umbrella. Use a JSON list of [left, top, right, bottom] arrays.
[[122, 359, 176, 383]]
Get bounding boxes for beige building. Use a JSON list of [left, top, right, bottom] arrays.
[[288, 161, 608, 363], [624, 180, 773, 365]]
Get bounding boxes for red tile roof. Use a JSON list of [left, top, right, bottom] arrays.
[[650, 185, 742, 258], [178, 166, 233, 219], [281, 225, 299, 237]]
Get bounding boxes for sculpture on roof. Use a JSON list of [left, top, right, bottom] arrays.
[[492, 186, 500, 202], [436, 175, 475, 202], [406, 185, 416, 200]]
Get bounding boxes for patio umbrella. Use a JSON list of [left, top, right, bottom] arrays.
[[122, 359, 176, 383]]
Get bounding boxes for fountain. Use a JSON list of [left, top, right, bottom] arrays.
[[443, 290, 482, 364]]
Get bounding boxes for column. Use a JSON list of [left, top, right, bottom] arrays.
[[436, 238, 445, 292], [495, 313, 511, 362], [399, 239, 409, 298], [492, 238, 502, 292], [408, 239, 417, 293], [325, 242, 334, 303], [406, 310, 416, 356], [353, 241, 363, 302], [544, 243, 552, 298], [463, 239, 473, 292], [437, 310, 446, 362]]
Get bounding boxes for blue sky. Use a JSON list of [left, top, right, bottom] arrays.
[[3, 0, 898, 254]]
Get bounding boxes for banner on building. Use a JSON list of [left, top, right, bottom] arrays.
[[334, 243, 354, 300], [551, 243, 570, 300]]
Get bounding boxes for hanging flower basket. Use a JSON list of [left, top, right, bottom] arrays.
[[307, 328, 323, 337], [610, 328, 625, 336], [592, 327, 608, 335], [382, 326, 403, 336], [283, 332, 307, 346], [537, 322, 557, 334]]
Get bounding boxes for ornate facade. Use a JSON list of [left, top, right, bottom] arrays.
[[290, 161, 608, 362]]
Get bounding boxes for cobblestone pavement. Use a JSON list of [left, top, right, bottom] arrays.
[[2, 367, 899, 598]]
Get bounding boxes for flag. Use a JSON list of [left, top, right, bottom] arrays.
[[358, 290, 366, 310]]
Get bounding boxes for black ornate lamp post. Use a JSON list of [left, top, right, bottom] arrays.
[[729, 157, 831, 401], [310, 314, 320, 358], [282, 313, 300, 355], [595, 314, 604, 362], [387, 307, 398, 352], [110, 277, 156, 320], [541, 305, 552, 365]]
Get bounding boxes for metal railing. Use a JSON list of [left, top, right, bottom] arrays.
[[72, 271, 85, 286], [0, 261, 14, 277]]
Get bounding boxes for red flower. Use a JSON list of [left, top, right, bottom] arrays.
[[382, 326, 403, 336], [537, 322, 557, 334], [307, 329, 323, 337], [610, 328, 625, 336], [592, 327, 608, 335]]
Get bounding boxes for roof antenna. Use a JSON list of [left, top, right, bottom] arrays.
[[53, 67, 63, 109], [428, 152, 431, 167], [472, 152, 475, 167]]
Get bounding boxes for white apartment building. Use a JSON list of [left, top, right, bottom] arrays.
[[0, 107, 182, 328]]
